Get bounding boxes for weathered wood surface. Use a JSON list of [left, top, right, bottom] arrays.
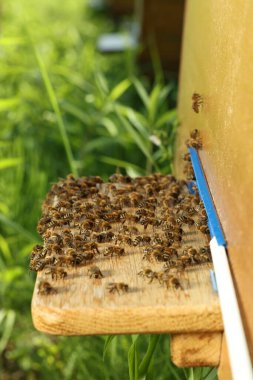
[[175, 0, 253, 359], [218, 335, 233, 380], [32, 178, 222, 336], [32, 261, 221, 335], [171, 332, 222, 367]]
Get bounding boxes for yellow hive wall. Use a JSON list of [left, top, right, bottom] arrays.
[[175, 0, 253, 357]]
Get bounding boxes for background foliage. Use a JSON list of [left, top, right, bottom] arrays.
[[0, 0, 216, 379]]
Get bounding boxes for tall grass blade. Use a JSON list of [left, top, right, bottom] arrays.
[[155, 110, 177, 128], [34, 47, 78, 176], [0, 235, 13, 263], [0, 98, 19, 111], [132, 78, 149, 108], [128, 337, 139, 380], [103, 335, 116, 360], [117, 113, 157, 169], [0, 310, 16, 354], [0, 158, 22, 170], [0, 213, 36, 241], [138, 335, 160, 378], [109, 79, 131, 101], [100, 156, 145, 175]]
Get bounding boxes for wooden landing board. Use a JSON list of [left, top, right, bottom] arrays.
[[31, 176, 222, 336]]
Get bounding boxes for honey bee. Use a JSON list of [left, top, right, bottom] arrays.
[[106, 282, 129, 294], [138, 268, 158, 283], [192, 93, 203, 113], [83, 242, 100, 254], [186, 129, 202, 149], [94, 231, 114, 243], [88, 265, 104, 279], [183, 152, 191, 161], [161, 274, 183, 290], [199, 246, 211, 255], [109, 173, 132, 184], [117, 195, 132, 207], [38, 281, 56, 295], [45, 266, 67, 280], [30, 245, 45, 260], [198, 223, 210, 235], [29, 258, 46, 272], [104, 246, 125, 257]]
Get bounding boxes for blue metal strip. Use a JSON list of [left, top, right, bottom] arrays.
[[189, 147, 227, 247]]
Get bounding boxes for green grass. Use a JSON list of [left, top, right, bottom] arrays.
[[0, 0, 217, 379]]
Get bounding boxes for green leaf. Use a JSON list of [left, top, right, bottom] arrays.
[[0, 158, 22, 170], [155, 110, 177, 128], [101, 117, 118, 137], [128, 336, 139, 380], [0, 98, 19, 112], [203, 368, 217, 380], [100, 156, 145, 175], [103, 335, 116, 360], [108, 79, 131, 101], [62, 101, 92, 125], [0, 310, 16, 354], [148, 84, 161, 125], [132, 78, 149, 108], [95, 72, 109, 95], [1, 266, 24, 284], [0, 213, 36, 241], [138, 335, 160, 378], [34, 45, 78, 177], [0, 37, 25, 46], [0, 235, 12, 263], [117, 114, 156, 167], [145, 357, 154, 380], [116, 105, 149, 137]]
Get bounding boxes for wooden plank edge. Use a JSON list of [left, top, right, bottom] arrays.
[[31, 303, 223, 336], [171, 332, 222, 367]]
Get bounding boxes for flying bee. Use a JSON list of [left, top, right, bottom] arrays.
[[38, 281, 56, 295], [104, 246, 125, 257], [106, 282, 129, 294], [45, 266, 67, 280], [192, 93, 203, 113], [88, 265, 104, 279]]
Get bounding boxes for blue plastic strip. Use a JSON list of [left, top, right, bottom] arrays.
[[189, 147, 227, 247], [209, 270, 218, 292]]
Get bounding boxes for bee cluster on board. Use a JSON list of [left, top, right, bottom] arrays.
[[30, 129, 211, 296]]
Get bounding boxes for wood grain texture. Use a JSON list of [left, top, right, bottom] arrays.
[[175, 0, 253, 358], [32, 262, 222, 335], [31, 178, 222, 336], [138, 0, 185, 71], [171, 332, 222, 367], [218, 335, 233, 380]]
